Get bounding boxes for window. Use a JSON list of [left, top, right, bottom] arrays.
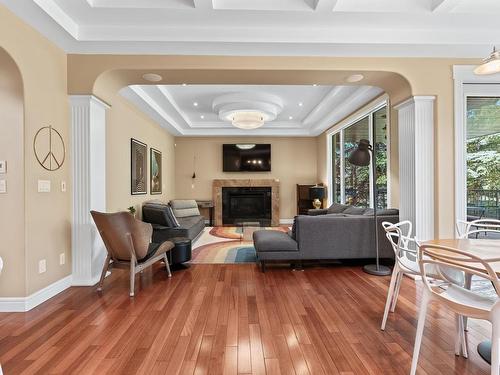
[[466, 96, 500, 220], [327, 102, 389, 208]]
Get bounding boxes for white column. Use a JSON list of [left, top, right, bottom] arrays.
[[395, 96, 435, 241], [70, 95, 109, 286]]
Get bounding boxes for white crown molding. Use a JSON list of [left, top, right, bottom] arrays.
[[1, 0, 499, 57], [0, 275, 72, 312], [120, 84, 383, 136]]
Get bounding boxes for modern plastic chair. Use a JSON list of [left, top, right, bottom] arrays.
[[410, 243, 500, 375], [380, 220, 419, 330], [457, 219, 500, 239]]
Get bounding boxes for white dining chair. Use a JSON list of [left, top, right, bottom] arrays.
[[380, 220, 419, 330], [410, 243, 500, 375], [457, 219, 500, 239]]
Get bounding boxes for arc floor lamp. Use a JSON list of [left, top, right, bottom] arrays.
[[348, 138, 391, 276]]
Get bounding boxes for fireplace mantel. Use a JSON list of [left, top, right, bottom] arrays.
[[213, 179, 280, 226]]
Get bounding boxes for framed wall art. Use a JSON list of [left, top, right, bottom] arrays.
[[131, 138, 147, 195], [150, 148, 162, 195]]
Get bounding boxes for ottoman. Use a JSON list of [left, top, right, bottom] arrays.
[[168, 237, 192, 269], [252, 230, 299, 272]]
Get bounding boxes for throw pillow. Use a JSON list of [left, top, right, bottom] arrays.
[[291, 216, 298, 240], [170, 199, 201, 217], [327, 203, 349, 214]]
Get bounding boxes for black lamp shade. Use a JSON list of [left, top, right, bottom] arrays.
[[309, 186, 325, 200], [348, 139, 372, 167]]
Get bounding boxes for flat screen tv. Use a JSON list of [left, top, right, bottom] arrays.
[[223, 144, 271, 172]]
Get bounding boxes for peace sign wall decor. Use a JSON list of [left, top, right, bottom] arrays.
[[33, 125, 66, 171]]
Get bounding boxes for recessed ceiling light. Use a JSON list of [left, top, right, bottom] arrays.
[[193, 102, 198, 106], [182, 83, 187, 86], [288, 116, 293, 120], [312, 84, 318, 87], [200, 115, 205, 119], [346, 74, 364, 83], [298, 102, 303, 106], [142, 73, 162, 82]]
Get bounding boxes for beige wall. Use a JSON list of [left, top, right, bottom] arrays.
[[106, 95, 176, 216], [0, 49, 25, 297], [0, 6, 71, 296], [174, 137, 318, 219]]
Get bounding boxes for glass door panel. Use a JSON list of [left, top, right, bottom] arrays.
[[466, 96, 500, 220], [331, 132, 341, 203], [374, 107, 388, 209], [344, 116, 370, 207]]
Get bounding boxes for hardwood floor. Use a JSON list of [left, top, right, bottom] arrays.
[[0, 263, 493, 374]]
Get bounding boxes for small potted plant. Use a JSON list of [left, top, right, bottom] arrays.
[[127, 206, 136, 217]]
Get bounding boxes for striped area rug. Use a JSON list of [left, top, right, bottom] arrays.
[[190, 226, 290, 264]]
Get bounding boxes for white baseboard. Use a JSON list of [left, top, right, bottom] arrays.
[[279, 219, 294, 225], [0, 275, 73, 312]]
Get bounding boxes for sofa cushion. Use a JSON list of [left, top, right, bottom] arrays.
[[327, 203, 349, 214], [142, 203, 178, 227], [170, 199, 201, 218], [253, 230, 298, 252], [176, 216, 205, 238], [343, 206, 368, 215]]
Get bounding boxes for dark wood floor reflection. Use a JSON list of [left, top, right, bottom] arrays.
[[0, 264, 492, 374]]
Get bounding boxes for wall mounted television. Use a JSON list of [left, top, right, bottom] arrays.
[[223, 144, 271, 172]]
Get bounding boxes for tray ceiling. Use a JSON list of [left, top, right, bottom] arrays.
[[1, 0, 500, 56], [120, 84, 384, 136]]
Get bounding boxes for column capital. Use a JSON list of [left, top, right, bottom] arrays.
[[69, 95, 110, 109], [394, 95, 436, 111]]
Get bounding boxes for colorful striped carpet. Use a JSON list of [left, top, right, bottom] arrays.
[[190, 226, 290, 264]]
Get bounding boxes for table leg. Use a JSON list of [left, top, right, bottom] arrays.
[[478, 340, 492, 364]]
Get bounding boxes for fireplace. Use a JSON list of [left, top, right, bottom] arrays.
[[222, 187, 272, 226]]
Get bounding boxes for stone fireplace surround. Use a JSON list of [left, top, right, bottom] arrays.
[[213, 179, 280, 226]]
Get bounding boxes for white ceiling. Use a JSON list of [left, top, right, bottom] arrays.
[[1, 0, 500, 57], [120, 84, 384, 136]]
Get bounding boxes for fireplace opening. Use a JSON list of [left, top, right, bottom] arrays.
[[222, 187, 272, 226]]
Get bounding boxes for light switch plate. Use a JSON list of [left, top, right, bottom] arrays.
[[0, 160, 6, 174], [38, 180, 51, 193], [0, 179, 6, 193], [61, 181, 66, 192], [39, 259, 46, 274], [59, 253, 65, 265]]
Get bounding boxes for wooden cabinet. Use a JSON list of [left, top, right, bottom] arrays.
[[296, 184, 325, 215]]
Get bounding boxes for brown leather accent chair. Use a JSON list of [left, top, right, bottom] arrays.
[[91, 210, 174, 296]]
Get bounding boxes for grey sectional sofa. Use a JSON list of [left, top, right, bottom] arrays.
[[253, 203, 399, 271]]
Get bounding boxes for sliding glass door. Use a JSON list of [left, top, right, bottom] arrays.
[[465, 90, 500, 220], [328, 103, 389, 208]]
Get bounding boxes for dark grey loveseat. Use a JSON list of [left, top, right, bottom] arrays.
[[253, 203, 399, 271], [142, 201, 205, 243]]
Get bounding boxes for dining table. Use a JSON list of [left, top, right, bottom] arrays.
[[424, 238, 500, 365]]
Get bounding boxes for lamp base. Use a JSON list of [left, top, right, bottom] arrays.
[[363, 264, 391, 276], [312, 198, 322, 209]]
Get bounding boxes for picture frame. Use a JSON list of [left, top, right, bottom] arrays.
[[150, 148, 162, 195], [131, 138, 147, 195]]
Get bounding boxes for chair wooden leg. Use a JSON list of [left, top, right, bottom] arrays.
[[130, 261, 136, 297], [381, 265, 400, 330], [390, 271, 404, 312], [97, 254, 111, 292], [410, 290, 430, 375], [164, 254, 172, 278], [460, 316, 468, 358], [455, 314, 462, 356]]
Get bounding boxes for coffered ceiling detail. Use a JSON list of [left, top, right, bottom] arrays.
[[120, 84, 384, 136], [2, 0, 500, 56]]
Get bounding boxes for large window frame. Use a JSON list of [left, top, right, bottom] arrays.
[[453, 66, 500, 229], [326, 96, 390, 207]]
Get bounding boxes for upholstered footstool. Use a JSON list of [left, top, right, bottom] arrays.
[[252, 230, 299, 272]]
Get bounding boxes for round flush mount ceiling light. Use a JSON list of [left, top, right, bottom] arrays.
[[213, 92, 283, 130], [236, 144, 256, 150], [142, 73, 163, 82], [346, 74, 364, 83], [474, 47, 500, 75]]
